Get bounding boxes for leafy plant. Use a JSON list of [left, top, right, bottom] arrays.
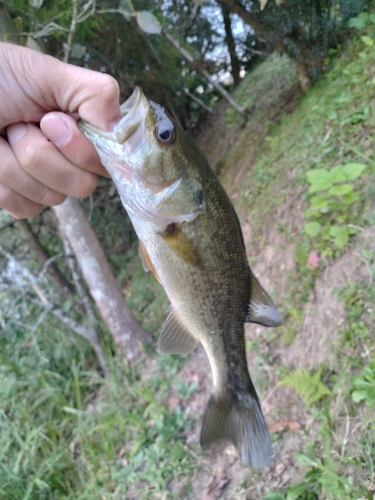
[[348, 11, 375, 31], [352, 358, 375, 406], [279, 367, 331, 407], [303, 163, 367, 253]]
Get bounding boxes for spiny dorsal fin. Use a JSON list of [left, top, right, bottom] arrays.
[[138, 241, 161, 283], [246, 272, 282, 327], [158, 307, 199, 354], [159, 224, 202, 268]]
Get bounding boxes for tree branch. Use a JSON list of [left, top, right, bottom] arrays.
[[0, 243, 109, 374], [17, 219, 73, 297]]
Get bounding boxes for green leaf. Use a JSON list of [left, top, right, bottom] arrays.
[[329, 165, 347, 183], [310, 196, 328, 210], [29, 0, 43, 8], [343, 192, 359, 205], [329, 225, 349, 248], [304, 221, 321, 237], [71, 43, 87, 59], [352, 389, 367, 402], [348, 13, 370, 30], [286, 482, 315, 500], [26, 36, 43, 52], [306, 169, 332, 193], [327, 198, 341, 211], [136, 11, 162, 34], [328, 184, 353, 196], [352, 360, 375, 406], [295, 452, 319, 468], [341, 163, 367, 180], [361, 35, 374, 46], [279, 367, 331, 407], [263, 493, 284, 500]]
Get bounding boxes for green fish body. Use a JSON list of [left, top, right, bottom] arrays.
[[79, 87, 282, 468]]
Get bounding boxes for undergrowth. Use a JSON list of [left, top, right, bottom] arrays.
[[235, 27, 375, 500]]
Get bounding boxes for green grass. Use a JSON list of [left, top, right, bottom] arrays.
[[0, 308, 198, 499]]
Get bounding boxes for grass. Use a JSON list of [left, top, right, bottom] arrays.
[[0, 307, 199, 499], [1, 27, 375, 500]]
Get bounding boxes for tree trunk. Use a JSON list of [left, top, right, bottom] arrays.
[[53, 198, 152, 363], [222, 8, 241, 87], [296, 60, 312, 93], [214, 0, 312, 91]]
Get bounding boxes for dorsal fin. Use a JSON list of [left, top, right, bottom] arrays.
[[158, 307, 199, 354], [246, 272, 282, 327]]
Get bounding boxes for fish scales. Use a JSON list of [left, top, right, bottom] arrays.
[[78, 87, 282, 469]]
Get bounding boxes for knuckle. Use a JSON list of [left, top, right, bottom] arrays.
[[99, 75, 120, 103], [14, 204, 43, 219], [71, 144, 98, 169], [40, 189, 66, 207], [68, 172, 98, 197], [48, 194, 67, 208], [0, 183, 13, 208], [0, 184, 42, 219], [80, 173, 98, 196], [23, 141, 46, 174]]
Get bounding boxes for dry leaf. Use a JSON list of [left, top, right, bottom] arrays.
[[268, 419, 301, 433]]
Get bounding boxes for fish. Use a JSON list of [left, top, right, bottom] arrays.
[[78, 87, 282, 469]]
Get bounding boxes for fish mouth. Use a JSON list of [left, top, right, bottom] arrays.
[[78, 87, 149, 144], [114, 87, 150, 143]]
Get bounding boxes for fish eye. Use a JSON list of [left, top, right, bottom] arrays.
[[156, 126, 176, 144]]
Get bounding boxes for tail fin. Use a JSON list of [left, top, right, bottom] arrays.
[[200, 394, 272, 469]]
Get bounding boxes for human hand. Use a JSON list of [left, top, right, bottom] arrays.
[[0, 42, 122, 218]]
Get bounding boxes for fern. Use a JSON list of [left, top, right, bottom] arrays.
[[352, 358, 375, 406], [279, 367, 331, 407]]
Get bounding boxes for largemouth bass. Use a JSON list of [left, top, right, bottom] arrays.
[[78, 87, 282, 468]]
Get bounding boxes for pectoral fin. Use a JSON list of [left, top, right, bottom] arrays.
[[246, 272, 282, 327], [158, 307, 199, 354], [138, 241, 161, 283], [160, 224, 202, 268]]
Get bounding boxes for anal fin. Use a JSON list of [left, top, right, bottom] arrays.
[[246, 272, 282, 327], [158, 307, 199, 354]]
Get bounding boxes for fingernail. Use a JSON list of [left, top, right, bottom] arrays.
[[41, 115, 71, 146], [7, 123, 27, 145]]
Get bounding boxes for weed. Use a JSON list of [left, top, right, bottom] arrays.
[[303, 163, 368, 254], [352, 358, 375, 407], [279, 367, 331, 407]]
